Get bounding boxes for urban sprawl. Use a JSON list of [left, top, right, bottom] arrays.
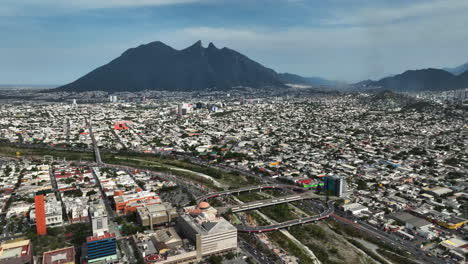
[[0, 90, 467, 264]]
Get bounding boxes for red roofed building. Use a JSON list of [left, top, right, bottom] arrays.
[[297, 179, 312, 185], [113, 121, 129, 130], [42, 247, 75, 264]]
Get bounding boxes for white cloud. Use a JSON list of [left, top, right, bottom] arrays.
[[0, 0, 203, 15], [155, 4, 468, 82], [60, 0, 202, 8], [325, 0, 468, 25], [1, 0, 467, 83]]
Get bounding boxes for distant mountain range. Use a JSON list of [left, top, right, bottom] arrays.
[[55, 41, 286, 93], [52, 40, 468, 93], [278, 73, 341, 87], [444, 62, 468, 75], [353, 68, 468, 92]]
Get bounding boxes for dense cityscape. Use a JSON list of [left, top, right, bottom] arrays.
[[0, 89, 466, 264]]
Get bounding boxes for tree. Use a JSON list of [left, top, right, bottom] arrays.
[[316, 184, 322, 194], [86, 190, 97, 196], [356, 179, 367, 190], [225, 252, 235, 260], [207, 255, 223, 264]]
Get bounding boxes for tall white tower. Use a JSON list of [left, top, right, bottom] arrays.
[[89, 200, 109, 236]]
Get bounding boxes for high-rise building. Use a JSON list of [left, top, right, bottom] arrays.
[[85, 201, 118, 263], [324, 175, 349, 197], [34, 195, 47, 236], [177, 104, 183, 115], [89, 200, 108, 237]]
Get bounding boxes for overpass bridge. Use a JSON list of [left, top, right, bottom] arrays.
[[196, 184, 306, 203], [236, 200, 335, 232], [197, 185, 338, 232], [220, 191, 329, 213]]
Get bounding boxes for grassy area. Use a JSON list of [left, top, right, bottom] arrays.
[[102, 156, 222, 190], [348, 239, 387, 264], [288, 225, 345, 264], [119, 155, 259, 188], [248, 211, 270, 226], [235, 192, 267, 203], [262, 188, 286, 197], [290, 225, 327, 241], [260, 204, 298, 222], [328, 219, 412, 258], [376, 249, 418, 264], [268, 231, 314, 264], [291, 201, 320, 216]]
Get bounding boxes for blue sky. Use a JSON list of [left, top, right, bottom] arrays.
[[1, 0, 468, 84]]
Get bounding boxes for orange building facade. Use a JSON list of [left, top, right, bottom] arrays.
[[34, 195, 47, 236], [113, 191, 161, 215]]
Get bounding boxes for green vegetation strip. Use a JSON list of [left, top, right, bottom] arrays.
[[289, 225, 342, 264], [0, 144, 257, 189], [376, 249, 419, 264], [260, 203, 298, 223], [328, 219, 413, 260], [236, 192, 267, 203], [0, 144, 94, 161], [103, 156, 222, 190], [110, 154, 259, 188], [348, 239, 388, 264], [268, 231, 313, 264]]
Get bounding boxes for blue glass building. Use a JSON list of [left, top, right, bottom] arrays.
[[86, 233, 117, 263], [324, 175, 347, 197]]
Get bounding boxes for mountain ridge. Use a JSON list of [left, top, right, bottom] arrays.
[[54, 40, 286, 93], [352, 68, 468, 92], [444, 62, 468, 75], [278, 73, 342, 87]]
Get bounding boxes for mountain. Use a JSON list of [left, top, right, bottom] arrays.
[[54, 41, 285, 93], [278, 73, 340, 87], [278, 73, 308, 85], [375, 68, 455, 92], [354, 68, 468, 92], [444, 62, 468, 75], [456, 70, 468, 86]]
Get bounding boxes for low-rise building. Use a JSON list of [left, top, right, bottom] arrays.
[[30, 193, 63, 227], [42, 247, 75, 264], [136, 203, 178, 228], [341, 203, 369, 215], [0, 239, 32, 264]]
